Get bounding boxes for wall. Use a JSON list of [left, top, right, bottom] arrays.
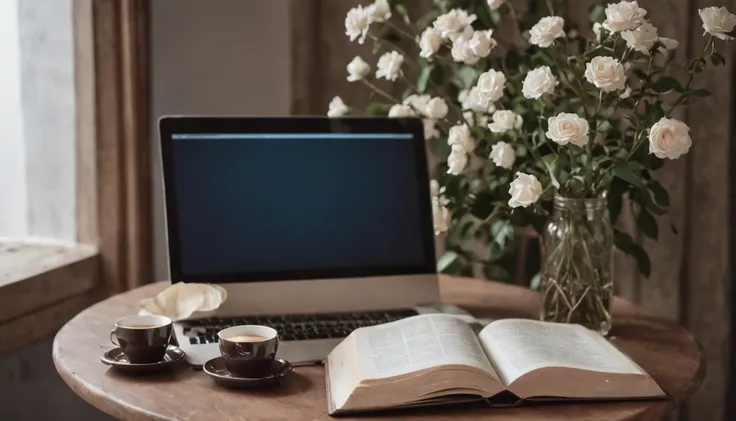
[[150, 0, 292, 281]]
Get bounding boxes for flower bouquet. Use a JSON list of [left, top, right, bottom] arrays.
[[330, 0, 735, 333]]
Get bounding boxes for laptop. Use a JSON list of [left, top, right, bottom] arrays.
[[158, 116, 472, 366]]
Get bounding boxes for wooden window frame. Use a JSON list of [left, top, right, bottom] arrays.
[[0, 0, 151, 356]]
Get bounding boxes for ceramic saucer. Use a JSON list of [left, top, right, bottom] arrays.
[[203, 357, 293, 389], [101, 345, 185, 373]]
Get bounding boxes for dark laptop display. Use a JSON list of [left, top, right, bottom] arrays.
[[159, 117, 436, 284]]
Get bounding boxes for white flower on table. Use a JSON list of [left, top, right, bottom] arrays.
[[375, 51, 404, 81], [658, 37, 679, 52], [388, 104, 416, 118], [460, 87, 495, 114], [621, 21, 658, 54], [423, 119, 439, 140], [522, 66, 557, 99], [476, 69, 506, 102], [489, 141, 516, 169], [603, 1, 647, 33], [432, 194, 452, 234], [451, 34, 480, 64], [419, 28, 442, 59], [367, 0, 391, 23], [463, 111, 489, 127], [434, 9, 476, 40], [447, 145, 469, 175], [699, 6, 736, 40], [345, 5, 370, 44], [346, 56, 370, 82], [648, 117, 692, 160], [447, 124, 475, 152], [584, 56, 626, 92], [425, 97, 449, 119], [469, 30, 496, 58], [487, 0, 505, 11], [508, 172, 542, 208], [327, 96, 348, 117], [529, 16, 565, 48], [488, 110, 522, 133], [546, 112, 590, 147]]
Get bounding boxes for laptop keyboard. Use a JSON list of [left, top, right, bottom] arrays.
[[180, 309, 419, 345]]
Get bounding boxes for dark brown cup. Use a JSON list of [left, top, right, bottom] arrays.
[[218, 325, 279, 377], [110, 315, 172, 364]]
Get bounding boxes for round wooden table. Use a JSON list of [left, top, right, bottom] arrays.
[[53, 275, 704, 421]]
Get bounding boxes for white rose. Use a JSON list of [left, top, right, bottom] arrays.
[[434, 9, 477, 40], [447, 124, 475, 152], [621, 21, 658, 55], [469, 30, 496, 58], [432, 196, 451, 234], [489, 141, 516, 169], [346, 56, 370, 82], [488, 110, 522, 133], [620, 86, 632, 99], [367, 0, 391, 23], [648, 117, 692, 160], [345, 5, 370, 44], [423, 119, 440, 140], [419, 28, 442, 59], [658, 37, 679, 52], [603, 1, 647, 33], [447, 146, 468, 175], [451, 34, 479, 64], [593, 22, 605, 41], [464, 111, 489, 127], [699, 6, 736, 40], [460, 87, 495, 114], [403, 94, 431, 114], [584, 56, 626, 92], [522, 66, 558, 99], [476, 69, 506, 102], [388, 104, 416, 118], [425, 97, 449, 119], [529, 16, 566, 48], [487, 0, 505, 10], [508, 172, 543, 208], [375, 51, 404, 81], [327, 96, 348, 117], [546, 112, 590, 147]]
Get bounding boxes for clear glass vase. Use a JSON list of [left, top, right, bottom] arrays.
[[540, 195, 614, 335]]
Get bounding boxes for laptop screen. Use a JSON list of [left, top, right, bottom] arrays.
[[160, 118, 436, 283]]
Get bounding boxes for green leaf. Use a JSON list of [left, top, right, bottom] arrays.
[[486, 241, 505, 261], [711, 52, 726, 66], [490, 220, 515, 248], [437, 251, 462, 273], [613, 162, 644, 188], [589, 4, 606, 23], [629, 243, 651, 278], [608, 178, 627, 224], [647, 181, 670, 207], [688, 89, 711, 98], [470, 191, 496, 220], [455, 66, 480, 89], [417, 65, 433, 94], [651, 76, 684, 93], [365, 102, 393, 116], [637, 208, 659, 240], [633, 68, 648, 80]]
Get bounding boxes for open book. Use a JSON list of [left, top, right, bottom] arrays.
[[326, 314, 665, 415]]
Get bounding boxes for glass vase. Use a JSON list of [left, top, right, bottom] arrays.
[[540, 195, 614, 335]]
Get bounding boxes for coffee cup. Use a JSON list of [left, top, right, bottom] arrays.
[[110, 315, 173, 364], [218, 325, 279, 377]]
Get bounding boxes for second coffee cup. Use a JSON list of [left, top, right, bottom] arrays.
[[218, 325, 279, 377]]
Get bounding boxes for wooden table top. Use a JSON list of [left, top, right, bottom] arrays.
[[53, 275, 704, 421]]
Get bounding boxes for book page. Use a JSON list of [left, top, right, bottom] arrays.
[[353, 314, 498, 381], [478, 319, 643, 386]]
